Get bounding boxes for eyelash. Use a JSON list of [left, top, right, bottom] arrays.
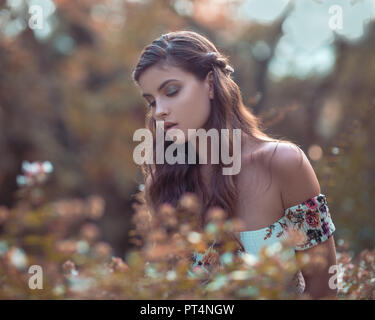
[[148, 90, 178, 108]]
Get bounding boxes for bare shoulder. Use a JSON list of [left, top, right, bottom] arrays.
[[266, 141, 308, 180], [263, 141, 304, 169], [240, 138, 271, 167], [241, 139, 294, 168], [264, 141, 322, 210]]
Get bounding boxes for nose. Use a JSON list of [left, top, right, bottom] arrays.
[[154, 100, 170, 120]]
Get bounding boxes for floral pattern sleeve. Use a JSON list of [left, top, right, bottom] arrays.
[[284, 194, 336, 251]]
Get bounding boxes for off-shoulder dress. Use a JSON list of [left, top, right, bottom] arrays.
[[189, 193, 336, 294]]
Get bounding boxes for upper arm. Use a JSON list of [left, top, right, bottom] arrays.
[[272, 143, 338, 298]]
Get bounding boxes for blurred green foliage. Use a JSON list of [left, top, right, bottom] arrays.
[[0, 169, 374, 299]]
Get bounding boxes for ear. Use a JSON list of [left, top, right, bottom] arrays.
[[205, 71, 214, 100]]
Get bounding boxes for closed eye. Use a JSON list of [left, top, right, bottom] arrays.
[[147, 90, 179, 108]]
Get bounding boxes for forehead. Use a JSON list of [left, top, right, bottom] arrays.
[[138, 64, 193, 93]]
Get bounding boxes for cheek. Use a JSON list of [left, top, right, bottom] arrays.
[[177, 92, 211, 130], [191, 100, 211, 129]]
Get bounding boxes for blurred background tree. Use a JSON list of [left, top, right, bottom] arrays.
[[0, 0, 374, 258]]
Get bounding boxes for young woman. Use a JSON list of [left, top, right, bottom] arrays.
[[131, 30, 337, 299]]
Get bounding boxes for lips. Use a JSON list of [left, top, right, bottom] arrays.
[[164, 121, 178, 131]]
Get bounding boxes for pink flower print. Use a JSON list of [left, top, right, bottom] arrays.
[[305, 210, 320, 228], [304, 197, 318, 210]]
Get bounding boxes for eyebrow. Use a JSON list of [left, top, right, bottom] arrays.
[[142, 79, 179, 98]]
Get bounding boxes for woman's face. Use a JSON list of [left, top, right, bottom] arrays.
[[138, 63, 213, 144]]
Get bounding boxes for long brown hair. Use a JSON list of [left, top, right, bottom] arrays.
[[132, 30, 299, 234]]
